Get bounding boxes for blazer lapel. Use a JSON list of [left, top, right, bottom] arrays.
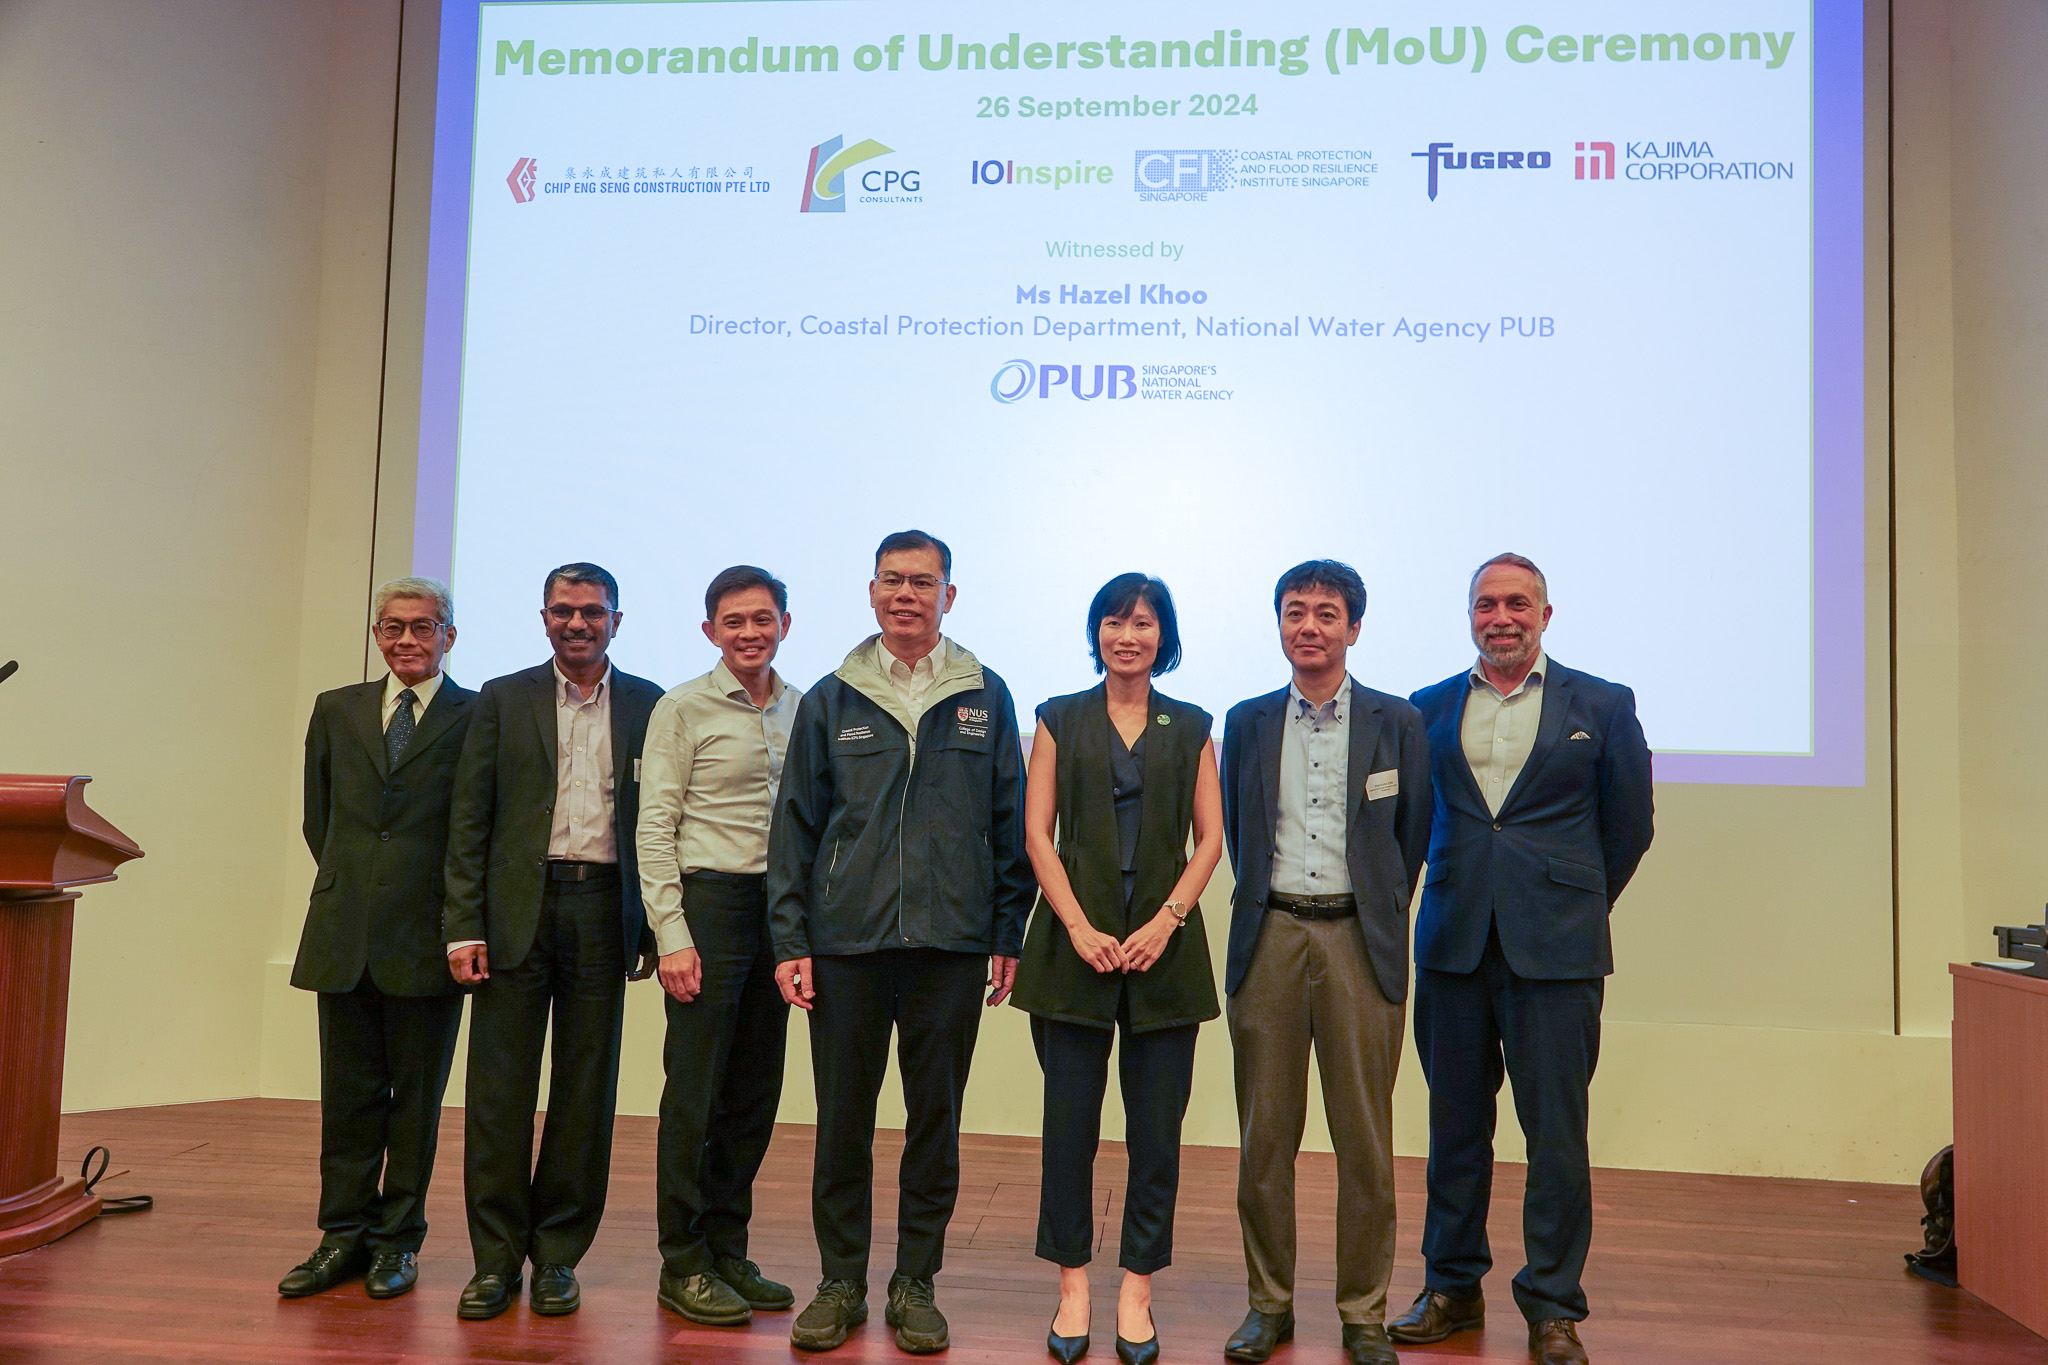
[[531, 666, 559, 770], [1347, 687, 1385, 818], [1439, 682, 1489, 818], [1497, 664, 1572, 818], [348, 681, 391, 779], [611, 676, 635, 794], [1254, 690, 1286, 840], [390, 678, 467, 772]]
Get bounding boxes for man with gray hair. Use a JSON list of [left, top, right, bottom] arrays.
[[1396, 553, 1654, 1365], [281, 578, 472, 1302]]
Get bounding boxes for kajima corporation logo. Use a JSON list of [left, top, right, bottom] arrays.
[[991, 359, 1137, 403], [1575, 141, 1616, 180], [507, 157, 538, 203], [799, 135, 893, 213]]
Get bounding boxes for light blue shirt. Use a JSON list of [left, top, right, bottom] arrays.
[[1270, 676, 1353, 896]]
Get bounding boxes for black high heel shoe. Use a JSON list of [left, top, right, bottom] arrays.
[[1048, 1314, 1090, 1363], [1115, 1312, 1159, 1365]]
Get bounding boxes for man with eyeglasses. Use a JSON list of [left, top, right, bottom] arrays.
[[768, 530, 1035, 1353], [281, 578, 472, 1302], [443, 562, 664, 1321]]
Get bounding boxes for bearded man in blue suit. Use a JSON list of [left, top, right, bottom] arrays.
[[1393, 554, 1654, 1365]]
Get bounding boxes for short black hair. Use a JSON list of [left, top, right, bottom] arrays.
[[1273, 559, 1366, 624], [544, 561, 619, 610], [1087, 573, 1183, 676], [704, 565, 788, 621], [874, 529, 952, 578]]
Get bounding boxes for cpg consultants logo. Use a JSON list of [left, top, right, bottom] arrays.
[[991, 360, 1138, 403], [507, 157, 538, 203], [800, 134, 919, 212]]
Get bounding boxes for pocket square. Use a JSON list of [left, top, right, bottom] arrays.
[[1569, 730, 1592, 740]]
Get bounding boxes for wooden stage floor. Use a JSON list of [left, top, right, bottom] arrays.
[[0, 1099, 2038, 1364]]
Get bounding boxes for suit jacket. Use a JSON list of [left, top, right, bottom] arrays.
[[1218, 679, 1433, 1003], [294, 675, 474, 996], [1409, 658, 1654, 980], [442, 661, 662, 973]]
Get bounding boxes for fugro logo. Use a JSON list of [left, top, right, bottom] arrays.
[[991, 360, 1138, 403], [507, 157, 538, 203], [799, 134, 894, 212], [1410, 141, 1553, 200]]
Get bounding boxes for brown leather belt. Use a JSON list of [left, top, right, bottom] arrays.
[[1268, 891, 1358, 920], [546, 859, 620, 883]]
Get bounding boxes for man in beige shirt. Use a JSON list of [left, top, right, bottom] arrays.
[[638, 566, 801, 1327]]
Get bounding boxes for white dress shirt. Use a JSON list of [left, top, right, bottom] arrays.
[[381, 670, 443, 731], [880, 636, 949, 726], [637, 662, 800, 955], [550, 661, 617, 862], [1270, 676, 1354, 896], [1460, 652, 1548, 816]]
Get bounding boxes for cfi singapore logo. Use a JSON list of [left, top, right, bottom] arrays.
[[507, 157, 538, 203], [799, 134, 912, 212]]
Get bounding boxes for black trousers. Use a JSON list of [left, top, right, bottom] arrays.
[[657, 871, 789, 1276], [463, 877, 627, 1275], [1032, 1014, 1198, 1274], [808, 948, 986, 1282], [1414, 927, 1604, 1324], [314, 974, 462, 1255]]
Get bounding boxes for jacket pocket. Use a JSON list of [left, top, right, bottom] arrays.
[[1422, 861, 1450, 888], [1546, 856, 1605, 894], [310, 868, 338, 895]]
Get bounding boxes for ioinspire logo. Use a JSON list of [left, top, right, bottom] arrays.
[[507, 157, 538, 203], [991, 359, 1138, 403], [799, 134, 894, 212]]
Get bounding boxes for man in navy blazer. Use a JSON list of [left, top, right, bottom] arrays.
[[1392, 554, 1653, 1365], [1217, 560, 1432, 1365]]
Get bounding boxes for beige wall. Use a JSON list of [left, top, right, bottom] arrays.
[[25, 0, 2048, 1187]]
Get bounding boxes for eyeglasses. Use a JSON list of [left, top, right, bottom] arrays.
[[546, 604, 615, 624], [375, 618, 446, 641], [875, 572, 948, 595]]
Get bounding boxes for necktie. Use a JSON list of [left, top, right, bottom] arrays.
[[387, 688, 418, 766]]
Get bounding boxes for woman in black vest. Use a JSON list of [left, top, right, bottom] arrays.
[[1012, 573, 1224, 1365]]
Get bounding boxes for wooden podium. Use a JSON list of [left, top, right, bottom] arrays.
[[1952, 961, 2048, 1338], [0, 774, 142, 1257]]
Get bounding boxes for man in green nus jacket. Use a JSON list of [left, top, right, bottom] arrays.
[[768, 529, 1035, 1355]]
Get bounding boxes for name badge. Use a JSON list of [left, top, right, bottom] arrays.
[[632, 758, 642, 783], [1366, 769, 1398, 801]]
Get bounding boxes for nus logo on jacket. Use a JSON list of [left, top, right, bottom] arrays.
[[956, 706, 989, 738]]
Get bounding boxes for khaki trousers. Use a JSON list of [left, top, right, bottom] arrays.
[[1228, 909, 1404, 1324]]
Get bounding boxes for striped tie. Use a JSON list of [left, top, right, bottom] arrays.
[[387, 689, 418, 766]]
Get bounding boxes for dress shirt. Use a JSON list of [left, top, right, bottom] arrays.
[[381, 670, 443, 731], [550, 661, 618, 862], [1460, 651, 1548, 816], [637, 662, 800, 955], [880, 636, 949, 726], [1270, 676, 1354, 896]]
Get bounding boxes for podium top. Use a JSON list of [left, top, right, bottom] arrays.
[[0, 774, 143, 892]]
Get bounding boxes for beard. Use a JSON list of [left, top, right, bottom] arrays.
[[1477, 628, 1537, 672]]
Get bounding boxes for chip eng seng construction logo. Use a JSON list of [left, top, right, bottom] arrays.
[[799, 134, 893, 212], [507, 157, 538, 203]]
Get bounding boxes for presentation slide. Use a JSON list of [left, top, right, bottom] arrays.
[[418, 0, 1863, 783]]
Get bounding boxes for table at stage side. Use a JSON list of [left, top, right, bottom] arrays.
[[1952, 961, 2048, 1339]]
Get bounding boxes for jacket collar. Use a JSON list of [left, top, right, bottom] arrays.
[[835, 633, 985, 734]]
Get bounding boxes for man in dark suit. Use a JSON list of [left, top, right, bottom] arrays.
[[1393, 553, 1654, 1365], [1217, 560, 1432, 1365], [443, 562, 662, 1321], [281, 577, 472, 1301]]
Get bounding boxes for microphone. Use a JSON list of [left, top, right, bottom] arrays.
[[0, 661, 16, 685]]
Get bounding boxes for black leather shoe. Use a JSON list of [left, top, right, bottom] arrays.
[[278, 1245, 367, 1297], [1048, 1315, 1090, 1363], [456, 1271, 520, 1320], [364, 1250, 418, 1299], [886, 1274, 950, 1354], [1388, 1288, 1485, 1344], [792, 1278, 869, 1351], [530, 1264, 580, 1315], [1114, 1321, 1159, 1365], [715, 1255, 796, 1310], [1530, 1319, 1589, 1365], [1342, 1322, 1401, 1364], [659, 1268, 752, 1325], [1223, 1308, 1294, 1363]]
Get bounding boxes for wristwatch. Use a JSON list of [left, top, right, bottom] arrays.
[[1164, 901, 1189, 929]]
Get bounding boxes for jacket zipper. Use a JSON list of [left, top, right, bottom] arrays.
[[824, 838, 841, 902], [898, 729, 915, 942]]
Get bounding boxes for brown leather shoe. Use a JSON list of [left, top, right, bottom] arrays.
[[1387, 1288, 1484, 1344], [1530, 1318, 1589, 1365]]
